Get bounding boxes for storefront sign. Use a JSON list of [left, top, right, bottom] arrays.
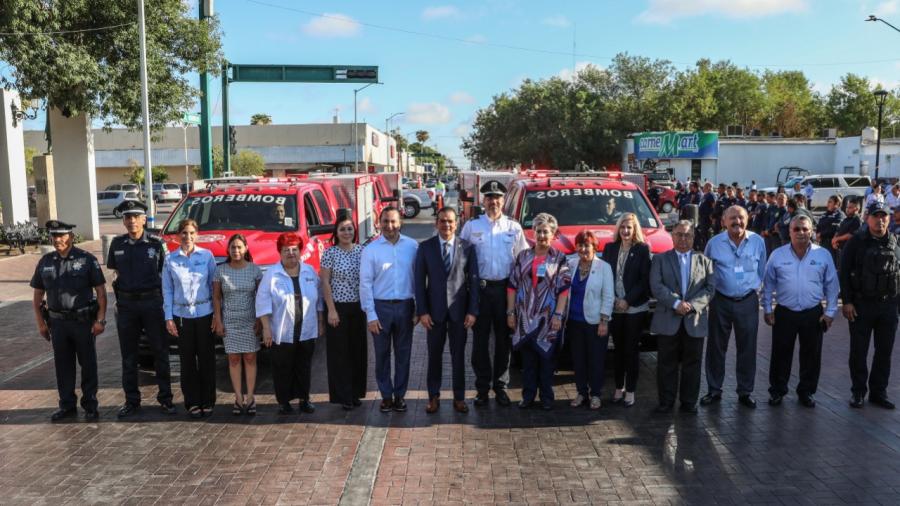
[[635, 131, 718, 159]]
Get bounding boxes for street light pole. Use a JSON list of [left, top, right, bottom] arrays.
[[875, 89, 889, 181], [137, 0, 155, 227], [353, 82, 377, 173], [867, 14, 900, 33], [385, 112, 404, 171]]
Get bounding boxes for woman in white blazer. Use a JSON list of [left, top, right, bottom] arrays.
[[256, 233, 324, 415], [565, 230, 614, 410]]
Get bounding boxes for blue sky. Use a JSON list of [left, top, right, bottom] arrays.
[[19, 0, 900, 164]]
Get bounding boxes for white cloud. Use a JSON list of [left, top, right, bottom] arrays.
[[636, 0, 808, 24], [406, 103, 452, 124], [542, 14, 571, 27], [465, 34, 487, 43], [422, 5, 461, 20], [872, 77, 900, 91], [301, 13, 361, 38], [875, 1, 899, 16], [357, 97, 376, 114], [453, 123, 472, 137], [558, 61, 599, 81], [449, 91, 475, 105]]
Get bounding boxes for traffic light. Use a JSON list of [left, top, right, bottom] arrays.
[[229, 126, 237, 156]]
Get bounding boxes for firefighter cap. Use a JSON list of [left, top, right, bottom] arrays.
[[480, 180, 507, 196]]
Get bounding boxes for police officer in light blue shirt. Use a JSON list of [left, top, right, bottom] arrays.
[[702, 205, 767, 409], [762, 214, 839, 408]]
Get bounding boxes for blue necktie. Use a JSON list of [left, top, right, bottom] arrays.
[[442, 241, 451, 273]]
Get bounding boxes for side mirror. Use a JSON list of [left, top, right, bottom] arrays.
[[459, 190, 474, 202], [308, 224, 333, 236], [393, 188, 401, 199], [380, 189, 400, 203], [472, 205, 484, 218]]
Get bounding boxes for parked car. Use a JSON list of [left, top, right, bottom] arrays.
[[97, 190, 140, 217], [788, 174, 872, 210], [143, 183, 183, 203]]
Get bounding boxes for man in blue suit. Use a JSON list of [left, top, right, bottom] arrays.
[[415, 207, 480, 414]]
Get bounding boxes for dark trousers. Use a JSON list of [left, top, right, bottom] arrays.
[[849, 299, 898, 398], [426, 319, 468, 401], [706, 293, 759, 396], [372, 299, 414, 400], [326, 301, 367, 404], [117, 297, 172, 405], [520, 340, 556, 405], [610, 312, 644, 392], [49, 319, 98, 411], [176, 314, 216, 409], [769, 305, 823, 397], [567, 320, 608, 397], [472, 283, 511, 394], [657, 322, 704, 406], [272, 339, 316, 405]]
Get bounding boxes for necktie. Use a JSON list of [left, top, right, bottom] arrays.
[[442, 241, 451, 273]]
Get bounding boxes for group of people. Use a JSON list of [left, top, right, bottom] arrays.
[[31, 178, 899, 422]]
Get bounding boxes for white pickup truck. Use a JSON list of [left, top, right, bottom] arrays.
[[401, 188, 435, 219], [786, 174, 871, 210]]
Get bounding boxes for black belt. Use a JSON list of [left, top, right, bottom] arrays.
[[117, 289, 161, 300], [716, 290, 755, 303], [480, 278, 508, 288], [48, 307, 93, 321], [375, 299, 411, 304], [775, 305, 821, 314]]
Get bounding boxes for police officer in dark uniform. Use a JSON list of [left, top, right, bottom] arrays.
[[711, 184, 729, 235], [697, 182, 716, 251], [840, 201, 900, 410], [816, 195, 845, 267], [107, 200, 175, 417], [30, 221, 107, 421]]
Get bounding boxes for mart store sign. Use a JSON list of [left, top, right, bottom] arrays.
[[635, 131, 718, 159]]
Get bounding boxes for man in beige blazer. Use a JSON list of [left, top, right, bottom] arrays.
[[650, 220, 716, 413]]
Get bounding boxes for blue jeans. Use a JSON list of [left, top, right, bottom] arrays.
[[372, 299, 415, 400]]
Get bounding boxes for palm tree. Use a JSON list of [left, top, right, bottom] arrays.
[[250, 113, 272, 125], [415, 130, 430, 144]]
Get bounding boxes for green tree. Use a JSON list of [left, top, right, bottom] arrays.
[[826, 74, 898, 136], [127, 159, 169, 185], [250, 113, 272, 125], [24, 146, 38, 177], [390, 128, 409, 152], [206, 146, 265, 177], [760, 70, 824, 137], [415, 130, 430, 144], [0, 1, 223, 131], [663, 60, 764, 132]]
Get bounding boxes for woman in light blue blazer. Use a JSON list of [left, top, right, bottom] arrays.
[[565, 230, 614, 410], [256, 233, 324, 415]]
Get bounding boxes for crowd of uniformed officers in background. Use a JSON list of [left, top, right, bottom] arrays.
[[30, 178, 900, 421]]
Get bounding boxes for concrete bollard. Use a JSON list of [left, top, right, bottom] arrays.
[[101, 234, 116, 264]]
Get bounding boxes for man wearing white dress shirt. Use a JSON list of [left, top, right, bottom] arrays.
[[360, 207, 419, 413], [459, 180, 529, 407]]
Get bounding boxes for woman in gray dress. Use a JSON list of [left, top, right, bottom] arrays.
[[212, 234, 263, 415]]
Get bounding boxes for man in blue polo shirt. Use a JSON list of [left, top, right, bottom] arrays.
[[762, 214, 839, 408], [702, 206, 767, 409]]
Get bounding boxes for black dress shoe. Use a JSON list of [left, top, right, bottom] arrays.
[[849, 394, 865, 408], [869, 396, 896, 410], [474, 393, 489, 407], [495, 390, 512, 407], [51, 407, 77, 422], [518, 399, 534, 409], [392, 398, 407, 412], [738, 395, 757, 409], [117, 403, 139, 419], [342, 402, 355, 411], [798, 394, 816, 408], [299, 400, 316, 414], [352, 398, 362, 407], [160, 401, 176, 415], [654, 404, 674, 414], [540, 402, 553, 411], [700, 392, 722, 406], [679, 403, 698, 414], [768, 394, 783, 406], [277, 403, 294, 415], [84, 409, 99, 421]]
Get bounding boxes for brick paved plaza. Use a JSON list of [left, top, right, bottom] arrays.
[[1, 225, 899, 505]]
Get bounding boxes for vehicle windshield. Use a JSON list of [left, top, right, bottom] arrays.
[[164, 194, 299, 233], [784, 177, 804, 188], [521, 188, 660, 229]]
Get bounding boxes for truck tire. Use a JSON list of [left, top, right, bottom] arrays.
[[661, 202, 674, 214], [403, 199, 420, 219]]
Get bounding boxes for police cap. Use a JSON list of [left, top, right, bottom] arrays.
[[480, 180, 507, 196], [114, 199, 148, 216], [867, 201, 890, 216], [45, 220, 76, 235]]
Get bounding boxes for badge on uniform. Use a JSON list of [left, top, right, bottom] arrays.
[[147, 249, 156, 259], [72, 259, 85, 271]]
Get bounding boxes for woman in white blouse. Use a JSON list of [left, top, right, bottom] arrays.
[[255, 233, 324, 415]]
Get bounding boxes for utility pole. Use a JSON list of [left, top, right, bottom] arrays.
[[198, 0, 214, 179], [137, 0, 155, 226]]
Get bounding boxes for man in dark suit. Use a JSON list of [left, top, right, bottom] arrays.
[[415, 207, 480, 413], [650, 220, 716, 413]]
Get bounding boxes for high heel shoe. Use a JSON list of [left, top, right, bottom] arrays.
[[245, 399, 257, 416], [232, 401, 243, 416]]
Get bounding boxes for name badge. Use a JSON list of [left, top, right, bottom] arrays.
[[536, 262, 547, 278], [734, 265, 744, 279], [114, 250, 125, 255]]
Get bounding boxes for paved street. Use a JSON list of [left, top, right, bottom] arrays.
[[1, 213, 899, 505]]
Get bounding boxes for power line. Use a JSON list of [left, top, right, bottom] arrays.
[[0, 22, 135, 37], [244, 0, 900, 69]]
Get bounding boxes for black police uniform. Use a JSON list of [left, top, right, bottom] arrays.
[[697, 192, 716, 250], [816, 207, 845, 266], [30, 230, 105, 414], [107, 205, 172, 409], [839, 209, 900, 405]]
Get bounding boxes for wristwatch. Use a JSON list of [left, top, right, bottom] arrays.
[[506, 309, 515, 316], [95, 319, 107, 325]]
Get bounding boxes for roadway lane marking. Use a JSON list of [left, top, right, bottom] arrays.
[[339, 423, 388, 505]]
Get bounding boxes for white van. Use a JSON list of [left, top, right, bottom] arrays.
[[788, 174, 871, 210]]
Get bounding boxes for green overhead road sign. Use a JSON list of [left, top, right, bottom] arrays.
[[182, 112, 201, 125], [229, 64, 378, 83]]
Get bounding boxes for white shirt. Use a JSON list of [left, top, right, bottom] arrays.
[[886, 191, 900, 210], [459, 214, 529, 281], [359, 234, 418, 322], [438, 236, 454, 266], [255, 262, 323, 344]]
